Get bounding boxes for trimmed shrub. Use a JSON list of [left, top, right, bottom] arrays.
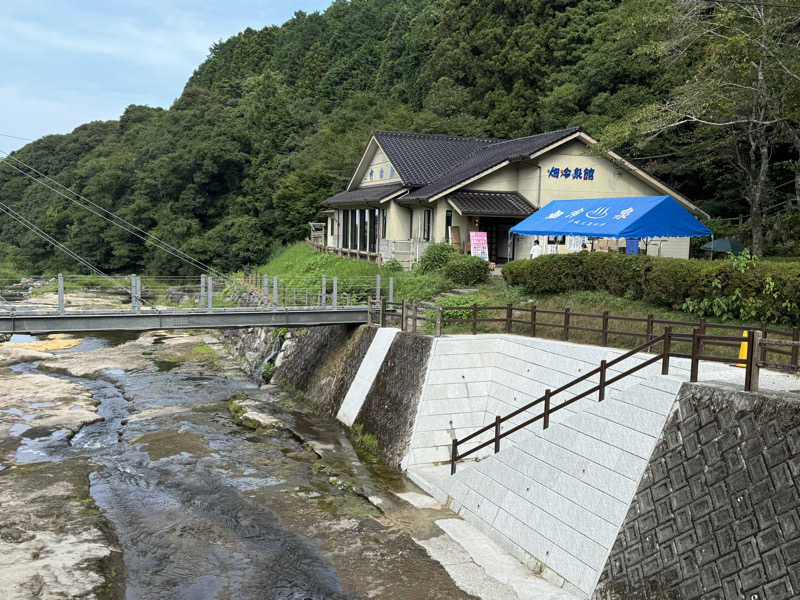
[[502, 252, 800, 325], [382, 258, 403, 273], [416, 242, 456, 274], [443, 255, 490, 286]]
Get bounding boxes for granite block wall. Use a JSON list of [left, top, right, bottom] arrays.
[[595, 383, 800, 600]]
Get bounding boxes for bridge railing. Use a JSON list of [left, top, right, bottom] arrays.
[[0, 273, 396, 313]]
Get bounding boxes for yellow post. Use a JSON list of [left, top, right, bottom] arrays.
[[736, 331, 748, 368]]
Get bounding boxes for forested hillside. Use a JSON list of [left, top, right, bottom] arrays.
[[1, 0, 798, 275]]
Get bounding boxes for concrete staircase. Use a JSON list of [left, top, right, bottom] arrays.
[[404, 334, 732, 598]]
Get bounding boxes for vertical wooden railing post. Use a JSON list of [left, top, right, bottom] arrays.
[[744, 330, 754, 391], [751, 331, 762, 392], [530, 305, 537, 337], [401, 299, 407, 332], [563, 308, 571, 341], [380, 296, 387, 327], [367, 296, 373, 326], [690, 328, 700, 382], [505, 303, 513, 333], [472, 304, 478, 335], [662, 327, 672, 375], [451, 439, 458, 475], [760, 323, 768, 363], [494, 416, 501, 453], [599, 360, 607, 402], [412, 304, 418, 334], [601, 311, 609, 346], [646, 314, 654, 350], [435, 305, 443, 337], [543, 389, 551, 430], [332, 277, 338, 307], [792, 327, 799, 369]]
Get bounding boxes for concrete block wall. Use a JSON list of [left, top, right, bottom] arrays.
[[405, 334, 731, 598], [595, 383, 800, 600]]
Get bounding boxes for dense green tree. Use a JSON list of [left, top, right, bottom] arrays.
[[1, 0, 797, 276]]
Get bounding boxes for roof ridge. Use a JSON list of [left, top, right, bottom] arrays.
[[373, 130, 504, 143]]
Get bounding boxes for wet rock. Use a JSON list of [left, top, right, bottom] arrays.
[[0, 460, 121, 600], [0, 370, 98, 460], [0, 346, 53, 367]]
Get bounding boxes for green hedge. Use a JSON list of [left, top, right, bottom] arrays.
[[444, 255, 490, 286], [503, 252, 800, 325]]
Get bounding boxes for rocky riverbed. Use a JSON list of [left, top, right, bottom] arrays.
[[0, 329, 484, 599]]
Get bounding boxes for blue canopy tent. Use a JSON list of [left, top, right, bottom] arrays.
[[510, 196, 711, 239]]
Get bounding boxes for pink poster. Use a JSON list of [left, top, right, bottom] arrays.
[[470, 231, 489, 261]]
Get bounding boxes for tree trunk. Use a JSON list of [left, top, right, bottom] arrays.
[[750, 137, 769, 257]]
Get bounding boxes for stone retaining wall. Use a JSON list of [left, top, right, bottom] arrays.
[[595, 383, 800, 600], [354, 332, 433, 468]]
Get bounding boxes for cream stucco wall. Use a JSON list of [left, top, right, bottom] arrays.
[[385, 200, 412, 240], [534, 140, 653, 207], [464, 165, 518, 192], [359, 147, 401, 187]]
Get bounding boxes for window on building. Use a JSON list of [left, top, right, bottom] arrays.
[[445, 210, 453, 243], [369, 169, 374, 181], [342, 210, 350, 249], [389, 167, 395, 178], [423, 209, 432, 242], [547, 235, 566, 245], [379, 168, 384, 179], [408, 209, 414, 240], [381, 208, 387, 239]]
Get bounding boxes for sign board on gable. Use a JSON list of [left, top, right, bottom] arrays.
[[469, 231, 489, 261]]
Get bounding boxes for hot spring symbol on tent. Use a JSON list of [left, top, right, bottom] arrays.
[[586, 207, 609, 219]]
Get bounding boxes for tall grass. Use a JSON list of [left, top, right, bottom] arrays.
[[257, 243, 453, 302]]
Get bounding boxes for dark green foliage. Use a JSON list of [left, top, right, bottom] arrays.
[[0, 0, 794, 276], [416, 243, 457, 274], [503, 253, 800, 325], [443, 255, 490, 286]]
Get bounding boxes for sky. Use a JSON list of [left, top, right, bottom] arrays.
[[0, 1, 333, 154]]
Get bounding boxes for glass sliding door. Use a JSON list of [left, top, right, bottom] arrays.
[[369, 208, 378, 252], [342, 210, 350, 249]]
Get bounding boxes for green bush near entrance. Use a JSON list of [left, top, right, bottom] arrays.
[[503, 252, 800, 326], [443, 254, 490, 286]]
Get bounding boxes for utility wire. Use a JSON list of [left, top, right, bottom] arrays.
[[0, 199, 157, 307], [0, 150, 228, 281], [0, 133, 33, 142], [696, 0, 800, 8]]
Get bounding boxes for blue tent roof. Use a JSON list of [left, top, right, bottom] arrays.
[[509, 196, 711, 238]]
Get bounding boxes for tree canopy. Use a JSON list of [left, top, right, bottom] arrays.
[[1, 0, 798, 274]]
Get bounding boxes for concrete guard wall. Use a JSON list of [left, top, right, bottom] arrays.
[[403, 334, 727, 598]]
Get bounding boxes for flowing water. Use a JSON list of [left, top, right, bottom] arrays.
[[3, 331, 472, 600]]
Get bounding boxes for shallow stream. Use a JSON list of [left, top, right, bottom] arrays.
[[3, 330, 473, 600]]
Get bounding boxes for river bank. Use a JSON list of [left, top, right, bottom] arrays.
[[0, 328, 522, 599]]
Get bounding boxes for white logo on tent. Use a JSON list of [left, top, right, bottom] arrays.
[[567, 208, 584, 218], [586, 207, 609, 219], [545, 210, 564, 219], [614, 208, 634, 220]]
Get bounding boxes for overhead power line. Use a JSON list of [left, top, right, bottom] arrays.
[[0, 133, 34, 142], [696, 0, 800, 8], [0, 150, 226, 280]]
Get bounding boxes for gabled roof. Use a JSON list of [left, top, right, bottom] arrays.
[[322, 183, 405, 207], [363, 131, 504, 188], [448, 190, 534, 217], [404, 127, 582, 201]]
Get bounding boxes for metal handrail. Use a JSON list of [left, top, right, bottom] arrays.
[[450, 332, 668, 474]]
